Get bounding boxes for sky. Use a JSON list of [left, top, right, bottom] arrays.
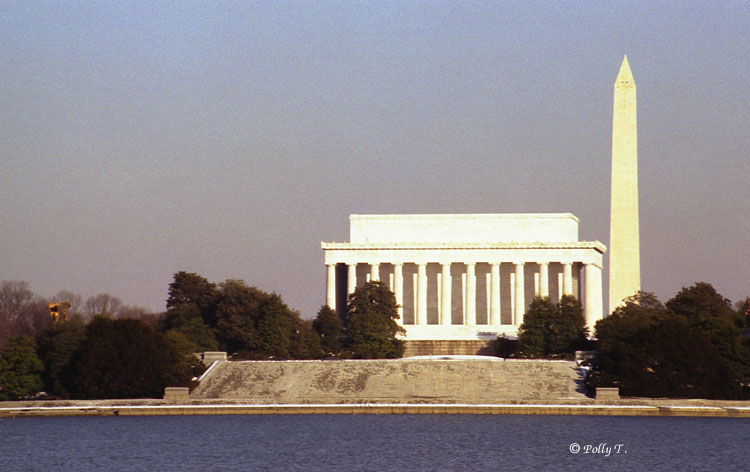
[[2, 1, 748, 317]]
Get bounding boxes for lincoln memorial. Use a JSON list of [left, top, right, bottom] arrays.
[[322, 213, 605, 344]]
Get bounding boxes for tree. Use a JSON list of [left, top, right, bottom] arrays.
[[595, 291, 667, 341], [69, 317, 189, 399], [735, 297, 750, 328], [517, 297, 555, 357], [666, 282, 742, 328], [518, 295, 587, 358], [590, 292, 670, 392], [214, 279, 269, 354], [166, 275, 320, 360], [166, 272, 218, 326], [117, 305, 159, 324], [162, 303, 219, 352], [313, 305, 343, 356], [666, 283, 750, 393], [35, 319, 86, 398], [255, 294, 294, 359], [11, 298, 51, 340], [602, 315, 734, 399], [0, 336, 44, 400], [0, 281, 35, 323], [589, 288, 750, 399], [83, 293, 123, 319], [344, 281, 405, 359], [0, 281, 36, 346], [550, 295, 588, 354], [290, 318, 322, 360], [162, 330, 206, 385]]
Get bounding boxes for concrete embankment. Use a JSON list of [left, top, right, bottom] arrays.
[[2, 402, 750, 418]]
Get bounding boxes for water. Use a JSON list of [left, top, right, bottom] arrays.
[[1, 414, 747, 471]]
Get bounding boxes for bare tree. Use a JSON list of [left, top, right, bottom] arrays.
[[0, 281, 35, 324], [83, 293, 124, 319], [13, 299, 51, 338], [0, 281, 49, 346], [117, 305, 162, 326]]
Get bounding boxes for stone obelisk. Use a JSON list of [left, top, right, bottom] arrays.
[[609, 55, 640, 313]]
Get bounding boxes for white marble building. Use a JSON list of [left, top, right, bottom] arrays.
[[322, 214, 605, 341]]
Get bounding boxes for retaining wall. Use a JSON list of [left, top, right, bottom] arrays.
[[190, 357, 586, 403]]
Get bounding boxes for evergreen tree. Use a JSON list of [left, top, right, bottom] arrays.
[[517, 297, 555, 357], [162, 303, 219, 352], [736, 297, 750, 328], [344, 282, 405, 359], [289, 318, 322, 360], [255, 294, 294, 359], [518, 295, 587, 357], [590, 288, 750, 399], [666, 283, 750, 396], [35, 319, 86, 398], [162, 330, 206, 383], [69, 317, 188, 399], [166, 271, 219, 326], [313, 305, 343, 356], [549, 295, 588, 354], [591, 291, 669, 393], [666, 282, 737, 323], [0, 336, 44, 400], [214, 279, 268, 355]]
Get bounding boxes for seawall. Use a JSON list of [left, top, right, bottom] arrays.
[[2, 402, 750, 418]]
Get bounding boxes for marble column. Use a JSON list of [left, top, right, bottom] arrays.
[[417, 263, 427, 325], [347, 264, 357, 296], [563, 262, 573, 296], [394, 263, 404, 325], [584, 263, 603, 335], [441, 263, 451, 325], [465, 263, 476, 326], [539, 262, 549, 298], [370, 263, 379, 282], [490, 263, 501, 325], [514, 262, 525, 326], [326, 264, 336, 311]]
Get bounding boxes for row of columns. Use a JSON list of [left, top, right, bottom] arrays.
[[326, 261, 591, 327]]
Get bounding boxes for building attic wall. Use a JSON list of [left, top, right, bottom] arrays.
[[349, 213, 580, 244]]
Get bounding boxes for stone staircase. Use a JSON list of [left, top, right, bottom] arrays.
[[191, 358, 587, 404], [403, 340, 499, 357]]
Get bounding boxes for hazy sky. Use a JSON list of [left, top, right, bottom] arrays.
[[2, 1, 748, 317]]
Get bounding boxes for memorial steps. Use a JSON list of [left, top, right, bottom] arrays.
[[402, 339, 499, 356]]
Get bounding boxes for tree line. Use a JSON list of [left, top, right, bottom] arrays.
[[2, 273, 748, 400], [0, 274, 404, 400], [517, 282, 750, 400], [162, 273, 403, 360], [0, 280, 157, 348]]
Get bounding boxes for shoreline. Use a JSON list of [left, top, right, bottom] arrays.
[[2, 400, 749, 418]]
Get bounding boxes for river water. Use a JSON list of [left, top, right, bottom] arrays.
[[1, 414, 747, 471]]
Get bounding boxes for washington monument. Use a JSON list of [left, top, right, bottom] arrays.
[[608, 55, 641, 313]]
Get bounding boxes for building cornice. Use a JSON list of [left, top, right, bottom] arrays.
[[322, 241, 607, 253], [350, 213, 579, 222]]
